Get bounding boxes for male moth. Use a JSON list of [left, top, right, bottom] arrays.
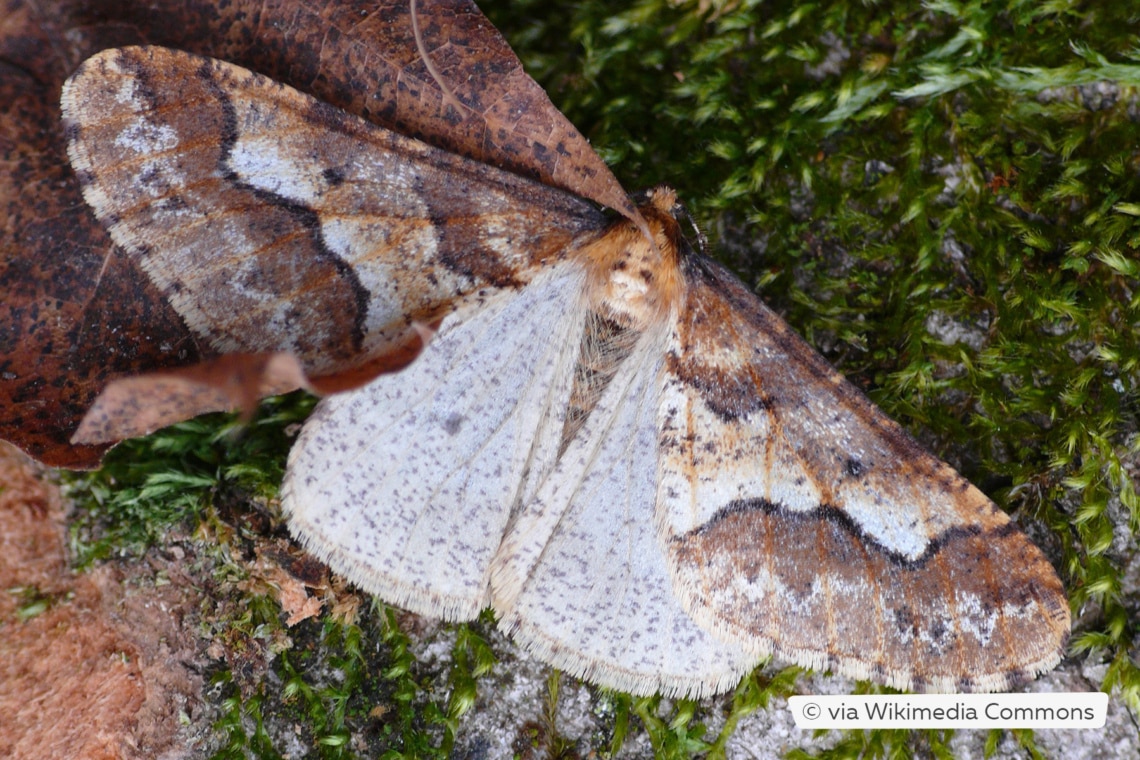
[[60, 7, 1068, 698]]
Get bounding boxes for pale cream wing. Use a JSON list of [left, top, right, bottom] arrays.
[[491, 323, 755, 699], [657, 256, 1070, 693], [281, 264, 587, 621], [61, 46, 604, 377]]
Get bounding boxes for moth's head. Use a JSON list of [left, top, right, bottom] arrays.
[[633, 185, 707, 260]]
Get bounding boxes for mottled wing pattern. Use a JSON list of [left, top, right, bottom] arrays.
[[281, 264, 588, 621], [60, 46, 604, 379], [490, 322, 754, 698], [657, 256, 1071, 692]]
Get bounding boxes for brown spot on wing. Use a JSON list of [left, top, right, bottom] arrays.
[[692, 498, 1014, 572]]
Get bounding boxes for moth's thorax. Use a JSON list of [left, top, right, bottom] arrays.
[[558, 187, 685, 449], [581, 186, 685, 331]]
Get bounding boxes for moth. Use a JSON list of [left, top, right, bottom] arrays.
[[61, 35, 1069, 696]]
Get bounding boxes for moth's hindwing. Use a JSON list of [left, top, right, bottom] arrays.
[[281, 264, 589, 621], [60, 46, 604, 378], [490, 320, 755, 699], [657, 256, 1070, 693]]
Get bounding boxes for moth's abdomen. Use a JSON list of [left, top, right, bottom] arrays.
[[559, 187, 689, 448], [559, 310, 641, 452]]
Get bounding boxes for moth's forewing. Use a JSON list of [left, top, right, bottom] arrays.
[[657, 255, 1070, 692], [61, 46, 605, 378]]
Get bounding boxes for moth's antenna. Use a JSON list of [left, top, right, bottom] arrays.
[[673, 201, 709, 255], [410, 0, 469, 116]]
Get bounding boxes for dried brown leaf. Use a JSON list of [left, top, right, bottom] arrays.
[[72, 352, 311, 445]]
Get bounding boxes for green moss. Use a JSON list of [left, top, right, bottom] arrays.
[[63, 392, 314, 568], [61, 0, 1140, 757]]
